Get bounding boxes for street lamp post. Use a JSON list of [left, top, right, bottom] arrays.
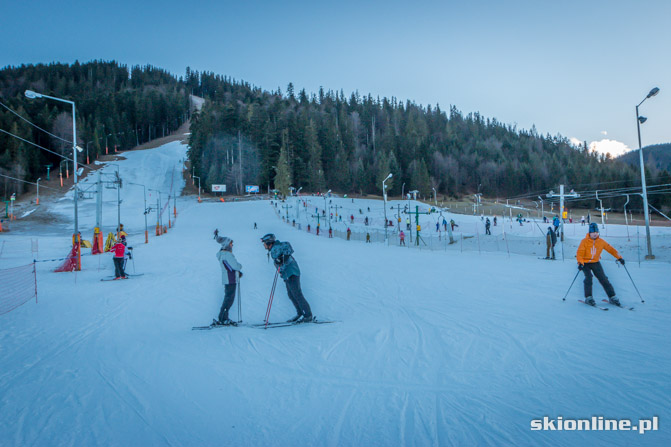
[[36, 178, 41, 205], [383, 173, 392, 242], [26, 89, 80, 243], [636, 86, 660, 259], [106, 163, 122, 235], [149, 189, 163, 232], [193, 175, 201, 202], [323, 189, 331, 230], [129, 182, 149, 243]]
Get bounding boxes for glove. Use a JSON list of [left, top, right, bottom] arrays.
[[238, 271, 243, 278], [128, 253, 133, 260], [618, 258, 625, 265], [273, 257, 282, 268], [577, 264, 584, 271]]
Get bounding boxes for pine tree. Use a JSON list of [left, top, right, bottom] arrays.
[[306, 120, 324, 192], [274, 131, 292, 196]]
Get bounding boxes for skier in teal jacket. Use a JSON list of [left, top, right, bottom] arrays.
[[261, 233, 313, 323]]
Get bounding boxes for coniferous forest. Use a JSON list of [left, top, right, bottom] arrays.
[[0, 61, 189, 196], [188, 75, 670, 211], [1, 61, 669, 212]]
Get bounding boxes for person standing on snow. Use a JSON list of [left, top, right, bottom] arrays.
[[399, 230, 405, 246], [214, 231, 243, 326], [576, 223, 624, 306], [485, 218, 491, 235], [261, 234, 313, 323], [545, 226, 556, 259], [116, 223, 127, 240], [111, 235, 129, 279]]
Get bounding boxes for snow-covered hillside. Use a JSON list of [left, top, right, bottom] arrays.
[[1, 141, 669, 446]]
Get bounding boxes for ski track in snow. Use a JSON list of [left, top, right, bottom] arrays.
[[1, 140, 670, 446]]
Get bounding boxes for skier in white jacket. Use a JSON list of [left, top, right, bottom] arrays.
[[214, 230, 242, 325]]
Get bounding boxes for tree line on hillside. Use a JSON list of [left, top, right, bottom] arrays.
[[618, 143, 671, 173], [1, 62, 668, 214], [187, 76, 671, 212], [0, 61, 190, 198]]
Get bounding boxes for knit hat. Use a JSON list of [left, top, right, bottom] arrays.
[[588, 222, 599, 233], [217, 235, 232, 248]]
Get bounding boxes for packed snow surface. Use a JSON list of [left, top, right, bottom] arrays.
[[0, 141, 669, 446]]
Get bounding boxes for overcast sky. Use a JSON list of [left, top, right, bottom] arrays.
[[2, 0, 669, 157]]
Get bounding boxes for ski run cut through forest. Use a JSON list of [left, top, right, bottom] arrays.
[[1, 139, 670, 447]]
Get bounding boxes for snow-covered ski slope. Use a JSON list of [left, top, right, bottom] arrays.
[[1, 141, 670, 446]]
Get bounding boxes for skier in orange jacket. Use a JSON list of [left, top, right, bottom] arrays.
[[576, 223, 624, 306]]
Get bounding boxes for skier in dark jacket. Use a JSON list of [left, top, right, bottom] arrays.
[[545, 226, 557, 259], [261, 234, 313, 323], [485, 218, 491, 235], [553, 216, 560, 235]]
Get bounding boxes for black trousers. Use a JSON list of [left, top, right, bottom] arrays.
[[285, 275, 312, 318], [583, 262, 615, 298], [218, 284, 237, 322], [113, 257, 125, 278]]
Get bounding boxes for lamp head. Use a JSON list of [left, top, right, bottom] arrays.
[[386, 173, 393, 180], [638, 116, 648, 124], [647, 87, 660, 99], [24, 90, 42, 99]]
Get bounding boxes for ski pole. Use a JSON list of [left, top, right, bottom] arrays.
[[237, 273, 242, 323], [264, 269, 280, 327], [562, 269, 581, 301], [622, 264, 645, 303]]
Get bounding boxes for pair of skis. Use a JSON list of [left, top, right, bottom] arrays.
[[578, 299, 634, 311], [100, 273, 144, 281], [192, 318, 338, 331]]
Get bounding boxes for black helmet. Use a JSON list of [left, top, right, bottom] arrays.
[[261, 233, 276, 244]]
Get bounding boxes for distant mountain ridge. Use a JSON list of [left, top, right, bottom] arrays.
[[618, 143, 671, 172]]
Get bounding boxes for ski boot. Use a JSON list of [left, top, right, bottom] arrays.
[[286, 314, 302, 323], [584, 297, 596, 306], [608, 296, 621, 306], [296, 315, 314, 323]]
